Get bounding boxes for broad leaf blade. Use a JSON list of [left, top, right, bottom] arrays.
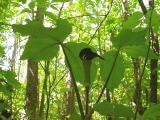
[[94, 101, 133, 118], [142, 104, 160, 120], [111, 28, 147, 48], [122, 45, 158, 59], [21, 37, 59, 60], [12, 19, 72, 42], [68, 112, 81, 120], [94, 101, 114, 116], [123, 12, 144, 29], [146, 10, 160, 32], [100, 51, 125, 91], [114, 104, 134, 118]]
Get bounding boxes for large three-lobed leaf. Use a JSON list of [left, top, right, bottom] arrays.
[[12, 19, 72, 61]]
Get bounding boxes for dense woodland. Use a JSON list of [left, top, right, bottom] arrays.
[[0, 0, 160, 120]]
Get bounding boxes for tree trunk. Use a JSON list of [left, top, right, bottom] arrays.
[[25, 60, 39, 120], [66, 72, 75, 116], [39, 61, 50, 119], [150, 32, 159, 103], [25, 6, 44, 120]]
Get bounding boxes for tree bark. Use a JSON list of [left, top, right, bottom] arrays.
[[150, 32, 159, 103], [66, 72, 75, 116], [25, 6, 44, 120], [25, 60, 39, 120], [39, 61, 50, 119]]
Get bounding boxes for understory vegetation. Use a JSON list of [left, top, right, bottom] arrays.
[[0, 0, 160, 120]]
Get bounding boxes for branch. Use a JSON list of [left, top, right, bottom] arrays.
[[137, 0, 147, 14]]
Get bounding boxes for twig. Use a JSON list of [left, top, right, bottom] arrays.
[[67, 14, 107, 19]]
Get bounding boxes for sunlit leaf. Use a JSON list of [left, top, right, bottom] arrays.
[[123, 12, 144, 29], [53, 0, 71, 2], [13, 19, 72, 60], [146, 10, 160, 32], [0, 70, 21, 96], [28, 1, 35, 10], [122, 45, 158, 59], [0, 46, 4, 56], [12, 19, 72, 42], [111, 28, 147, 49], [1, 70, 21, 89]]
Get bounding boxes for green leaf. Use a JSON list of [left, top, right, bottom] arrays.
[[146, 10, 160, 32], [0, 70, 21, 96], [0, 84, 12, 96], [55, 19, 72, 41], [122, 45, 158, 59], [68, 112, 81, 120], [37, 0, 50, 7], [19, 0, 27, 4], [44, 11, 57, 24], [94, 101, 114, 116], [64, 42, 98, 84], [142, 104, 160, 120], [111, 28, 147, 49], [50, 5, 59, 11], [12, 21, 52, 38], [114, 104, 133, 118], [94, 101, 133, 118], [100, 50, 125, 90], [2, 70, 21, 89], [45, 11, 57, 19], [0, 46, 4, 56], [28, 1, 35, 10], [52, 0, 71, 2], [123, 12, 144, 29], [12, 19, 72, 42], [13, 19, 72, 60], [21, 37, 59, 60], [21, 8, 32, 13]]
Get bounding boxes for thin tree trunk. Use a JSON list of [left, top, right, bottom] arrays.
[[106, 89, 111, 120], [25, 6, 44, 120], [150, 32, 159, 103], [39, 61, 50, 119], [25, 60, 39, 120], [66, 72, 75, 116]]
